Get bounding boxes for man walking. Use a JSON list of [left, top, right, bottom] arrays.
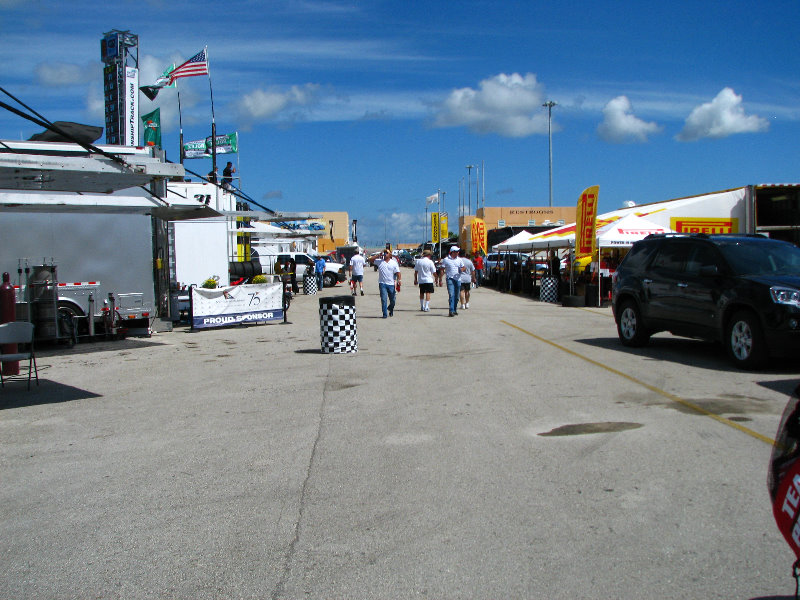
[[314, 255, 326, 289], [442, 246, 464, 317], [349, 251, 366, 296], [374, 249, 401, 318], [458, 249, 475, 309], [413, 249, 436, 312]]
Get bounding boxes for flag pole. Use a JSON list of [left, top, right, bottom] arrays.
[[205, 46, 217, 179], [176, 82, 184, 165]]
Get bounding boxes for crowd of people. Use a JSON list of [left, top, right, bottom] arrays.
[[361, 246, 479, 318]]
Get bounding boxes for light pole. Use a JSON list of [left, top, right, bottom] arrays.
[[543, 100, 557, 207], [466, 165, 474, 215]]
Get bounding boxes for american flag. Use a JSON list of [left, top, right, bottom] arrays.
[[169, 48, 208, 83]]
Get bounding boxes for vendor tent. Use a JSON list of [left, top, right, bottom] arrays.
[[492, 230, 533, 251], [498, 213, 676, 251], [594, 214, 673, 246], [496, 223, 575, 251]]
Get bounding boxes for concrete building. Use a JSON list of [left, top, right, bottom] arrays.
[[458, 205, 576, 252]]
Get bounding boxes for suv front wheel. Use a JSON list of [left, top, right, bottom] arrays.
[[323, 272, 337, 288], [725, 310, 767, 369], [616, 299, 650, 347]]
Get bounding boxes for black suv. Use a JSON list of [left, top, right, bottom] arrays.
[[612, 234, 800, 369]]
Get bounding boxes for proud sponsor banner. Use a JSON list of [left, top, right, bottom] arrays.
[[191, 282, 283, 329], [575, 185, 600, 257]]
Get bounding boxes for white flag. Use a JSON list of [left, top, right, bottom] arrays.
[[426, 193, 438, 205]]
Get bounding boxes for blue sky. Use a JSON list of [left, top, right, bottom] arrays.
[[1, 0, 798, 246]]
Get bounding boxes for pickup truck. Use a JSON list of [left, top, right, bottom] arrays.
[[275, 252, 346, 287]]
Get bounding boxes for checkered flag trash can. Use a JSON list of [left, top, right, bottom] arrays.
[[304, 275, 318, 295], [319, 295, 357, 354], [540, 277, 559, 303]]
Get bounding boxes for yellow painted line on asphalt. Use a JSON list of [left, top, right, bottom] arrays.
[[501, 319, 776, 446]]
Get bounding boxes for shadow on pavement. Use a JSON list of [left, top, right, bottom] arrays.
[[576, 336, 800, 375], [0, 380, 102, 410]]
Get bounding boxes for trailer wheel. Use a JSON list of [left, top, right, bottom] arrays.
[[57, 302, 83, 345]]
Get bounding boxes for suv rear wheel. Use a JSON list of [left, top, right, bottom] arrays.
[[726, 310, 767, 369], [616, 299, 650, 347]]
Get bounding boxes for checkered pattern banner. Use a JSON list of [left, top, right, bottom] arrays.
[[304, 275, 318, 295], [540, 277, 559, 304], [319, 304, 358, 353]]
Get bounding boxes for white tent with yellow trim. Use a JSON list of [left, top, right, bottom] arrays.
[[494, 187, 748, 252]]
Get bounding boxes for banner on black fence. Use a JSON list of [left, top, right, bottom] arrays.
[[191, 282, 283, 329]]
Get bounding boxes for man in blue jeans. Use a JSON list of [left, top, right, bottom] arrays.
[[314, 255, 326, 289], [442, 246, 464, 317], [374, 249, 401, 318]]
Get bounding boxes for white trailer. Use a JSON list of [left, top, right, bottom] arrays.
[[0, 140, 216, 339]]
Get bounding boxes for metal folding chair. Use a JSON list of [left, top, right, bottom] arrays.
[[0, 322, 39, 390]]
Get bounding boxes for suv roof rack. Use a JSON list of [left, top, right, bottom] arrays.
[[642, 232, 767, 241]]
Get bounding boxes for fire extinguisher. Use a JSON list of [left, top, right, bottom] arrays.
[[0, 272, 19, 375]]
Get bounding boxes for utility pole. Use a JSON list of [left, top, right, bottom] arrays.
[[466, 165, 474, 215], [543, 101, 557, 207]]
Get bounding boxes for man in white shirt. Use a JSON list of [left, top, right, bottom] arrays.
[[413, 249, 437, 312], [374, 249, 401, 318], [458, 248, 475, 309], [442, 246, 464, 317], [349, 252, 366, 296]]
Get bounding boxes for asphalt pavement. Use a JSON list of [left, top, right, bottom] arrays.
[[1, 267, 798, 599]]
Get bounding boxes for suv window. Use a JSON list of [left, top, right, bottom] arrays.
[[651, 240, 693, 274], [620, 241, 658, 270], [685, 244, 722, 276], [718, 241, 800, 276]]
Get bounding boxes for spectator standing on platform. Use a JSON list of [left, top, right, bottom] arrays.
[[222, 161, 236, 190], [374, 250, 401, 318], [207, 166, 218, 184], [458, 249, 475, 309], [349, 252, 366, 296], [442, 246, 464, 317], [414, 249, 437, 312], [473, 253, 484, 287], [314, 255, 326, 289]]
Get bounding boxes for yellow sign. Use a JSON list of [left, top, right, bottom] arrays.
[[670, 216, 739, 234], [431, 212, 440, 243], [576, 185, 600, 257], [440, 213, 448, 240], [471, 218, 487, 255]]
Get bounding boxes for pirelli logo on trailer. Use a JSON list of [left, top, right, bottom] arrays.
[[671, 217, 739, 234]]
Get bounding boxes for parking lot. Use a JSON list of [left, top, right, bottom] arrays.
[[1, 268, 798, 599]]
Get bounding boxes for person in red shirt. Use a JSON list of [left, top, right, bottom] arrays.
[[473, 253, 484, 287]]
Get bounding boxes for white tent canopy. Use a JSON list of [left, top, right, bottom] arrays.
[[492, 230, 533, 251], [594, 214, 673, 247], [497, 187, 746, 252], [498, 213, 675, 251]]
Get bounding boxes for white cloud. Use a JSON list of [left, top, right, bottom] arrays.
[[677, 87, 768, 141], [597, 95, 661, 143], [433, 73, 550, 138], [34, 62, 98, 87], [232, 84, 321, 127], [360, 211, 425, 246]]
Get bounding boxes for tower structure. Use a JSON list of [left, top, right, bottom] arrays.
[[101, 30, 139, 146]]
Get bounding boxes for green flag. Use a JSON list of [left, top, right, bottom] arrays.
[[141, 108, 161, 148]]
